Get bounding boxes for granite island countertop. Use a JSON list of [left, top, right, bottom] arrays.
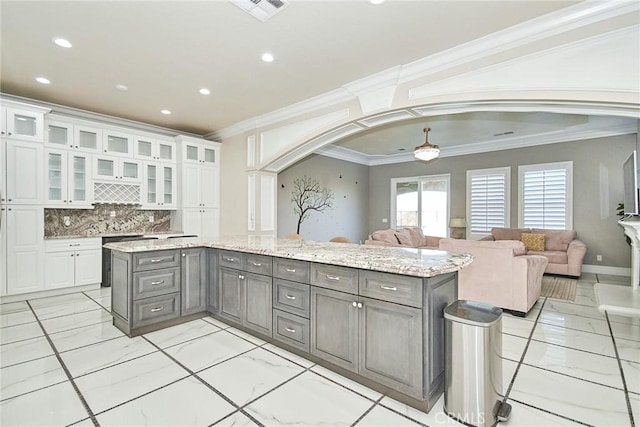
[[104, 235, 473, 278]]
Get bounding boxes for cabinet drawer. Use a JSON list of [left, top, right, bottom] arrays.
[[219, 250, 243, 269], [311, 263, 358, 294], [244, 253, 272, 276], [132, 293, 180, 328], [273, 309, 310, 352], [46, 238, 102, 252], [273, 258, 310, 283], [132, 268, 180, 300], [273, 279, 310, 318], [359, 271, 423, 308], [133, 250, 180, 272]]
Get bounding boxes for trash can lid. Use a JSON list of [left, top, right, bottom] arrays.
[[444, 300, 502, 327]]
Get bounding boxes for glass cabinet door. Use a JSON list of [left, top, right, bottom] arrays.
[[96, 158, 115, 179], [47, 152, 65, 202], [203, 147, 216, 165], [162, 166, 173, 204], [47, 124, 69, 146], [146, 164, 157, 204], [76, 126, 101, 152], [71, 155, 88, 203], [5, 108, 44, 141], [137, 139, 153, 158], [159, 143, 173, 161], [121, 161, 139, 180], [104, 132, 132, 155], [186, 145, 199, 162]]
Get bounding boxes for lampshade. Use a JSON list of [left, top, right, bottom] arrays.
[[414, 127, 440, 162], [449, 217, 467, 228]]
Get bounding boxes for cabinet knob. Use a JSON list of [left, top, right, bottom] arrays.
[[357, 302, 363, 309], [63, 200, 67, 203], [8, 199, 12, 202], [182, 253, 186, 257], [8, 208, 12, 211], [352, 301, 357, 307], [69, 200, 73, 203], [70, 254, 74, 257]]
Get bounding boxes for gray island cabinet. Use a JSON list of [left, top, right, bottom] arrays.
[[105, 236, 472, 412]]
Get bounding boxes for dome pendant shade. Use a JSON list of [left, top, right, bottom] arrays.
[[414, 127, 440, 161]]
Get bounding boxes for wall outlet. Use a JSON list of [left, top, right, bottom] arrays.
[[148, 215, 154, 223], [382, 218, 388, 223], [596, 254, 603, 262], [63, 216, 71, 227], [110, 211, 116, 218]]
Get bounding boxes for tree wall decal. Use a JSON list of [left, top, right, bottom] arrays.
[[291, 175, 334, 234]]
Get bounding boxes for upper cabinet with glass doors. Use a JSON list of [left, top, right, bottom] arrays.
[[134, 136, 176, 163], [45, 120, 102, 153], [102, 130, 133, 156], [181, 140, 219, 167], [1, 103, 49, 142], [45, 149, 92, 208]]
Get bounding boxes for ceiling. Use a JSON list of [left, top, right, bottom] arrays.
[[2, 0, 637, 164], [1, 0, 581, 137]]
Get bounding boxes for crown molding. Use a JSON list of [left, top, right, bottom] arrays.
[[317, 122, 639, 167], [211, 1, 639, 141], [0, 93, 203, 138]]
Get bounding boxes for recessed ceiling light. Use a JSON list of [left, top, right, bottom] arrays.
[[53, 38, 72, 48], [160, 109, 171, 115], [35, 77, 51, 85], [261, 53, 274, 63], [370, 0, 385, 4], [199, 88, 210, 95], [115, 84, 128, 91]]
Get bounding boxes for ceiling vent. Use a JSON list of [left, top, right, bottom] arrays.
[[230, 0, 289, 22]]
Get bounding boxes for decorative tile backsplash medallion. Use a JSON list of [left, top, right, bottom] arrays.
[[45, 204, 171, 238]]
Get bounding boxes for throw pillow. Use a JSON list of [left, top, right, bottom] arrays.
[[521, 233, 545, 251], [394, 229, 413, 246]]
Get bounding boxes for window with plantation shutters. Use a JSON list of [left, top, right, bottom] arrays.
[[467, 167, 510, 238], [518, 162, 573, 230]]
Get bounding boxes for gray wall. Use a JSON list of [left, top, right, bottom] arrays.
[[368, 134, 636, 268], [277, 154, 370, 243]]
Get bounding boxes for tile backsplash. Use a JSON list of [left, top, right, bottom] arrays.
[[45, 204, 172, 238]]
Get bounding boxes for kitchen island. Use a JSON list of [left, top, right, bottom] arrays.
[[105, 235, 473, 413]]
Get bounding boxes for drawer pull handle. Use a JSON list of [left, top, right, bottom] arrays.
[[326, 274, 340, 281], [223, 257, 237, 262], [250, 261, 262, 267], [380, 285, 398, 291], [150, 306, 164, 313], [285, 268, 296, 273], [285, 294, 296, 300], [151, 280, 165, 285], [285, 327, 296, 333], [150, 259, 163, 263]]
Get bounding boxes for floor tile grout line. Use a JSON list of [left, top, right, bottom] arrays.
[[515, 360, 628, 392], [506, 396, 595, 427], [24, 300, 100, 427], [527, 335, 626, 359], [31, 306, 107, 323], [503, 297, 546, 401], [605, 311, 637, 427], [0, 377, 70, 403], [140, 335, 266, 427]]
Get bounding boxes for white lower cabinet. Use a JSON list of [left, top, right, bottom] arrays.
[[44, 238, 102, 289], [5, 205, 44, 295], [182, 208, 219, 238]]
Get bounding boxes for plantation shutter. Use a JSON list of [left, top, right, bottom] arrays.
[[468, 168, 509, 235], [521, 164, 571, 229]]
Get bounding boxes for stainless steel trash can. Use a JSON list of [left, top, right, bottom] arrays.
[[444, 300, 511, 427]]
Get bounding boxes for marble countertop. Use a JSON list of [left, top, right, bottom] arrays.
[[104, 235, 473, 278]]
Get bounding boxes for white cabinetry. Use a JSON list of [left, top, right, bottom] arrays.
[[45, 149, 92, 207], [45, 238, 102, 289], [93, 155, 141, 182], [135, 136, 176, 162], [4, 140, 44, 205], [4, 205, 45, 295], [174, 136, 221, 238], [102, 130, 133, 156], [142, 162, 176, 209], [45, 119, 102, 153], [1, 104, 47, 142]]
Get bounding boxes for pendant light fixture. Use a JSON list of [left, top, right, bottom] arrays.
[[414, 127, 440, 162]]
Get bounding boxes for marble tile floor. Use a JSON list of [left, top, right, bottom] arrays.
[[0, 274, 638, 427]]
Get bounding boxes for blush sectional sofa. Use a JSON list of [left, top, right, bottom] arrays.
[[364, 227, 443, 248], [480, 227, 587, 277]]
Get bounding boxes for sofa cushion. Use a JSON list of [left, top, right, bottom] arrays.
[[492, 227, 531, 241], [403, 227, 426, 247], [521, 233, 545, 251], [527, 250, 568, 264], [532, 229, 577, 251], [395, 228, 413, 246], [441, 238, 527, 256], [371, 229, 399, 245]]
